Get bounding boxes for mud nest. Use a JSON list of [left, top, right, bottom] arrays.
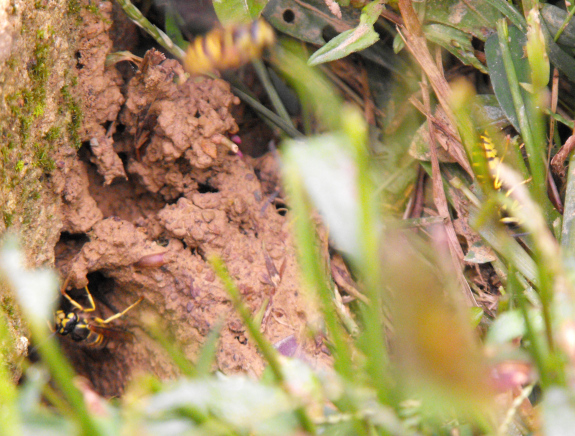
[[47, 0, 331, 396]]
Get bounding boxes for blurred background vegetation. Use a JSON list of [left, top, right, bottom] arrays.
[[4, 0, 575, 434]]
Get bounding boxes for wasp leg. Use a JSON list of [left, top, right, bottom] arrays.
[[58, 271, 86, 310], [58, 271, 96, 310], [495, 135, 525, 192], [59, 272, 72, 295], [94, 297, 144, 324], [504, 176, 532, 197], [61, 286, 97, 313]]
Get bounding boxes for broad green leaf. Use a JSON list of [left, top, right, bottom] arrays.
[[485, 26, 531, 132], [308, 0, 383, 66], [424, 24, 487, 74], [212, 0, 267, 25], [424, 0, 502, 40], [263, 0, 405, 74], [263, 0, 361, 46], [540, 16, 575, 83], [541, 4, 575, 46], [483, 0, 526, 31]]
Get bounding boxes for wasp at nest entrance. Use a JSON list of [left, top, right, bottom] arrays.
[[55, 282, 143, 349]]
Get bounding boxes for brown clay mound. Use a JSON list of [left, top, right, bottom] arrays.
[[50, 2, 331, 396]]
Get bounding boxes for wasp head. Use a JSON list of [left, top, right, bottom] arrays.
[[55, 310, 79, 336]]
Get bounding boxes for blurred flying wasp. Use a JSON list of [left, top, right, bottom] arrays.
[[477, 132, 530, 225], [55, 283, 143, 349], [183, 19, 276, 75]]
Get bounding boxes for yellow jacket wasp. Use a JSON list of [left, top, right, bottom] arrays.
[[184, 19, 276, 75], [478, 132, 530, 225], [55, 285, 143, 349]]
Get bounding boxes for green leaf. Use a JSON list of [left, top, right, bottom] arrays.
[[482, 0, 526, 31], [308, 0, 383, 66], [541, 4, 575, 46], [540, 17, 575, 83], [165, 6, 187, 50], [485, 25, 530, 132], [263, 0, 362, 46], [263, 0, 405, 74], [424, 0, 502, 40], [470, 307, 484, 327], [424, 24, 487, 73], [393, 32, 404, 53], [212, 0, 267, 25]]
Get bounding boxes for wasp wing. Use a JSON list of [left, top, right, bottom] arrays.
[[88, 323, 135, 342]]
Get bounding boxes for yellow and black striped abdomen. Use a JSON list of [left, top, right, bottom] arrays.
[[479, 133, 503, 190], [478, 133, 526, 225], [184, 19, 275, 75]]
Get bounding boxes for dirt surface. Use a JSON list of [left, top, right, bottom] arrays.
[[45, 0, 331, 396]]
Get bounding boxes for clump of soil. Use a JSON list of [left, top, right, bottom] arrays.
[[50, 0, 331, 396]]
